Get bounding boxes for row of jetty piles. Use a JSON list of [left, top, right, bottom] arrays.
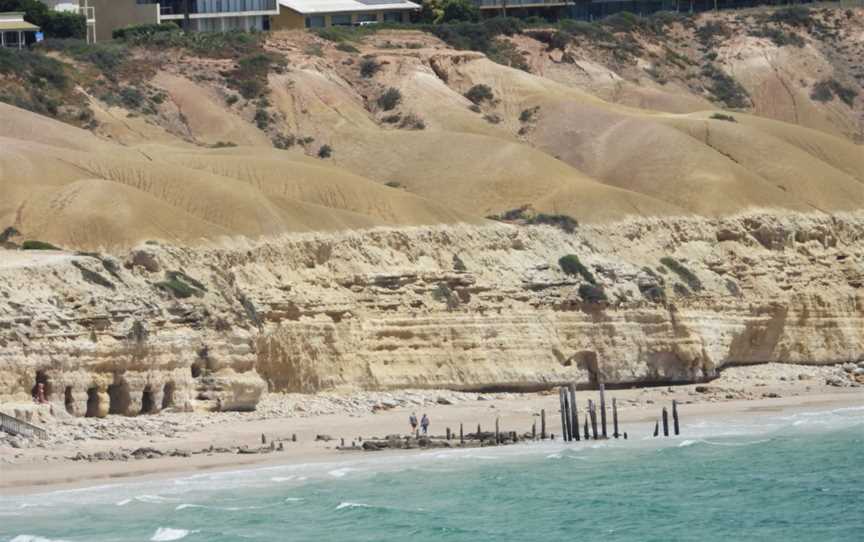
[[340, 384, 682, 452]]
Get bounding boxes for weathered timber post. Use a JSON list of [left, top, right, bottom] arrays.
[[589, 399, 598, 440], [495, 417, 501, 445], [477, 424, 481, 437], [624, 432, 628, 440], [532, 422, 536, 440], [612, 397, 620, 439], [653, 421, 659, 437], [541, 409, 547, 439], [460, 423, 464, 445], [568, 383, 580, 442], [583, 417, 589, 440], [672, 400, 680, 436], [446, 427, 451, 441], [599, 383, 608, 439], [292, 433, 297, 442], [341, 438, 345, 447], [261, 433, 266, 445], [559, 388, 569, 442], [662, 407, 669, 437], [563, 390, 573, 442]]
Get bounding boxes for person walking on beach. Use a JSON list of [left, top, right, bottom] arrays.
[[420, 413, 430, 436], [409, 412, 418, 434]]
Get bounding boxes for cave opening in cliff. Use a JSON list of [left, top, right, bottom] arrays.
[[108, 380, 130, 415], [30, 370, 51, 402], [85, 387, 100, 417], [140, 386, 155, 415], [191, 362, 202, 378], [64, 386, 74, 414], [162, 382, 175, 409]]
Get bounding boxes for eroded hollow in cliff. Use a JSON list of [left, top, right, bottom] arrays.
[[85, 387, 100, 417], [140, 386, 155, 414], [161, 382, 175, 409], [191, 363, 202, 378], [30, 370, 51, 401], [107, 380, 130, 415], [64, 386, 74, 414]]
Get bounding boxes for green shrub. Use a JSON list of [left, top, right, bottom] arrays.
[[559, 255, 596, 284], [486, 38, 529, 71], [710, 113, 736, 122], [318, 144, 333, 158], [464, 83, 494, 104], [660, 257, 702, 291], [382, 113, 401, 124], [385, 181, 402, 188], [254, 108, 270, 129], [360, 58, 381, 78], [377, 87, 402, 111], [314, 25, 377, 43], [600, 12, 644, 34], [578, 284, 608, 304], [811, 79, 857, 107], [0, 226, 20, 244], [225, 94, 239, 105], [751, 26, 805, 48], [768, 6, 815, 28], [483, 113, 501, 124], [695, 21, 731, 46], [119, 87, 145, 109], [21, 240, 62, 251], [530, 213, 577, 233], [272, 134, 295, 149], [335, 42, 360, 53], [112, 23, 179, 40], [304, 43, 323, 57], [558, 19, 614, 42], [398, 113, 426, 130], [519, 106, 539, 123], [155, 270, 206, 298], [227, 52, 286, 99], [702, 64, 750, 109], [71, 261, 114, 290]]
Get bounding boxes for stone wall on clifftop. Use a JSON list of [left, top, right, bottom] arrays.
[[1, 211, 862, 416]]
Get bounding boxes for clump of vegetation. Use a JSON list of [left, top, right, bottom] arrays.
[[115, 25, 262, 58], [695, 21, 731, 46], [486, 38, 529, 72], [254, 108, 271, 130], [5, 0, 86, 38], [225, 94, 239, 106], [432, 282, 460, 311], [272, 133, 295, 149], [558, 19, 614, 42], [71, 261, 115, 290], [385, 181, 402, 188], [398, 113, 426, 130], [519, 106, 539, 123], [811, 78, 857, 107], [768, 6, 816, 29], [155, 270, 207, 299], [702, 64, 750, 109], [304, 43, 324, 57], [751, 26, 805, 48], [112, 22, 178, 40], [483, 113, 501, 124], [314, 26, 377, 44], [382, 113, 401, 124], [318, 144, 333, 158], [335, 42, 360, 53], [487, 206, 577, 233], [452, 253, 467, 272], [21, 240, 62, 251], [377, 87, 402, 111], [710, 113, 736, 122], [578, 283, 608, 304], [559, 255, 596, 284], [226, 52, 287, 99], [660, 257, 702, 292], [359, 58, 381, 78], [464, 83, 494, 104]]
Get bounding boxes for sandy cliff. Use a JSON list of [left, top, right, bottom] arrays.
[[1, 212, 862, 414]]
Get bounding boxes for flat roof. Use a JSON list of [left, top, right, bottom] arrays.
[[279, 0, 420, 14], [0, 11, 38, 30]]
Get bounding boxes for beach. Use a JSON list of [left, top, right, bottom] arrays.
[[1, 363, 862, 496]]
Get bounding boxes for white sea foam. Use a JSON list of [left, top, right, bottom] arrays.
[[328, 467, 356, 478], [136, 495, 176, 504], [10, 536, 71, 542], [678, 440, 700, 447], [150, 527, 197, 541], [115, 498, 132, 506], [270, 475, 297, 482], [336, 502, 372, 510], [284, 497, 304, 503]]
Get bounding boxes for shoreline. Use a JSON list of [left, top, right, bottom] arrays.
[[3, 369, 862, 496]]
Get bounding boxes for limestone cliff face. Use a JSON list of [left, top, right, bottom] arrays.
[[1, 212, 862, 415]]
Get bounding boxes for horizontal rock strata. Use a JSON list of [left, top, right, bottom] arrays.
[[1, 211, 862, 416]]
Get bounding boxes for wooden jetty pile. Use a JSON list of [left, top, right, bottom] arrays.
[[338, 386, 682, 452]]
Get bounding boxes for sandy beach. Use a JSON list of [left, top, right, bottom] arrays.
[[2, 363, 862, 496]]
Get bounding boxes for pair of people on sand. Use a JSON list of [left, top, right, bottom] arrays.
[[409, 412, 430, 435]]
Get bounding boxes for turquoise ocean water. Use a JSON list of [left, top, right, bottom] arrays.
[[2, 406, 862, 542]]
